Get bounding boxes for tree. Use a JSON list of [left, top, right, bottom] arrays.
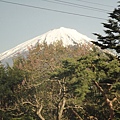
[[0, 63, 7, 120], [0, 63, 28, 120], [51, 57, 95, 120], [92, 1, 120, 55], [52, 49, 120, 120], [1, 43, 120, 119], [10, 42, 91, 120]]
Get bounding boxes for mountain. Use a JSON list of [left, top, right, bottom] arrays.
[[0, 27, 94, 63]]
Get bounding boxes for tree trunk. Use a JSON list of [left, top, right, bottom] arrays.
[[93, 81, 115, 120], [57, 78, 66, 120], [37, 104, 45, 120], [57, 97, 66, 120]]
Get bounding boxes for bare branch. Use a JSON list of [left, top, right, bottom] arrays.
[[71, 108, 83, 120], [22, 100, 36, 108], [93, 80, 116, 120], [36, 102, 45, 120]]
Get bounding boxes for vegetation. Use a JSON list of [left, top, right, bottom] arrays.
[[0, 42, 120, 120], [92, 1, 120, 55]]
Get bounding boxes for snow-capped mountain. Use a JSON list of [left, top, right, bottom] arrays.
[[0, 27, 94, 63]]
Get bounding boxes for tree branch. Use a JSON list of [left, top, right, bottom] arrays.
[[71, 108, 83, 120], [37, 102, 45, 120], [93, 81, 116, 120]]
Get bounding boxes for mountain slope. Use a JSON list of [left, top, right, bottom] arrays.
[[0, 27, 94, 62]]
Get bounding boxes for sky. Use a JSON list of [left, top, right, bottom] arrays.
[[0, 0, 118, 54]]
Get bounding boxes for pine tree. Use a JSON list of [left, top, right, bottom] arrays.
[[92, 1, 120, 55]]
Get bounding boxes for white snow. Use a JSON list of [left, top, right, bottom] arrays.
[[0, 27, 94, 62]]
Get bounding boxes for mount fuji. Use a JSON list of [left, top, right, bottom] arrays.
[[0, 27, 94, 63]]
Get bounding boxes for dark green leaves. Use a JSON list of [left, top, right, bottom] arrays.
[[92, 3, 120, 55]]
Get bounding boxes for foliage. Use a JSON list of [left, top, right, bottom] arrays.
[[52, 49, 120, 120], [8, 43, 91, 120], [0, 63, 28, 119], [92, 2, 120, 55], [0, 42, 120, 120]]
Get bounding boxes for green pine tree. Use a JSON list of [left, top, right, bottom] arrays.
[[92, 1, 120, 55]]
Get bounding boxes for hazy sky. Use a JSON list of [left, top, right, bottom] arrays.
[[0, 0, 118, 53]]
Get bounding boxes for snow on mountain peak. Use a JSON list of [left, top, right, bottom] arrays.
[[39, 27, 93, 46], [0, 27, 94, 62]]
